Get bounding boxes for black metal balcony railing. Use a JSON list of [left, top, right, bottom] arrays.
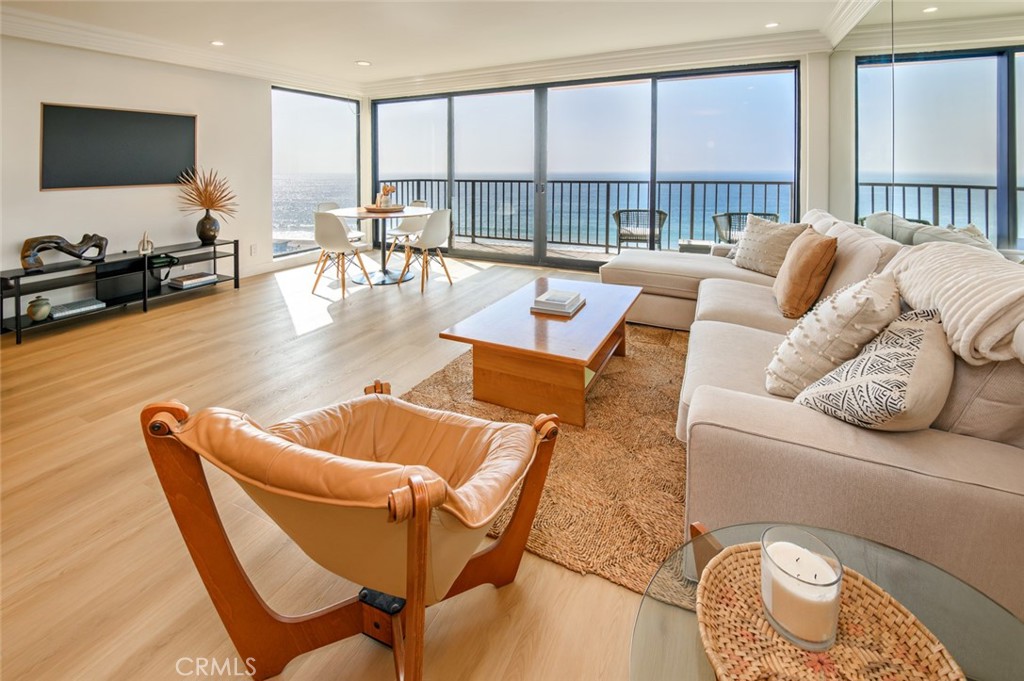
[[859, 181, 1024, 243], [384, 177, 794, 251]]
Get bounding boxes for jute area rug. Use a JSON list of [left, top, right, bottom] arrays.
[[402, 324, 688, 594]]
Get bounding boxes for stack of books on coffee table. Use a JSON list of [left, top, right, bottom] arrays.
[[169, 272, 219, 290], [531, 289, 585, 317]]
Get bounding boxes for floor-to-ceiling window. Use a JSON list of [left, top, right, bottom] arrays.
[[451, 90, 535, 257], [372, 62, 799, 268], [656, 68, 797, 244], [547, 80, 651, 261], [271, 88, 359, 257], [857, 49, 1021, 248], [375, 98, 448, 209]]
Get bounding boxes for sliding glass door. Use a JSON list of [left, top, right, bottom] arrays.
[[450, 90, 535, 259], [546, 80, 651, 262], [376, 98, 448, 211], [657, 70, 797, 244], [372, 63, 799, 267]]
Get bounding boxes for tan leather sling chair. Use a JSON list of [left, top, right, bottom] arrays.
[[141, 380, 559, 681]]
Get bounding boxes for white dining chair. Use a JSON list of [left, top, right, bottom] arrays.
[[384, 199, 429, 268], [312, 212, 374, 297], [316, 202, 364, 244], [397, 209, 453, 293]]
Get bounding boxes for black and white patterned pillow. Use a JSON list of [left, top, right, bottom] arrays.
[[795, 309, 954, 431]]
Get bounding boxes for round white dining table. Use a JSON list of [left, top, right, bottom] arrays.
[[330, 205, 433, 285]]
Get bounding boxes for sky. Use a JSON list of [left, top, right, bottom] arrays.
[[273, 55, 1022, 186]]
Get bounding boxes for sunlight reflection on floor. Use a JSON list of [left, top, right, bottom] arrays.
[[273, 254, 497, 337]]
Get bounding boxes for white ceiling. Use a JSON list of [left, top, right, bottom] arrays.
[[4, 1, 849, 87], [4, 1, 1023, 97]]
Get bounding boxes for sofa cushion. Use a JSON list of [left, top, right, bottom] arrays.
[[732, 215, 808, 277], [820, 222, 905, 299], [766, 273, 902, 398], [695, 279, 798, 335], [599, 250, 775, 300], [795, 310, 954, 431], [773, 227, 838, 318], [862, 211, 924, 245], [933, 357, 1024, 448], [677, 320, 788, 440]]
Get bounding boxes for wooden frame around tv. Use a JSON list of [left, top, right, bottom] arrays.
[[40, 103, 197, 191]]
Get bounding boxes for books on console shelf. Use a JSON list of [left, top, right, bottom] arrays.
[[169, 272, 219, 289], [49, 298, 107, 320], [531, 289, 585, 317]]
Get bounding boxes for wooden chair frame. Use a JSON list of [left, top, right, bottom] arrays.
[[140, 382, 558, 681]]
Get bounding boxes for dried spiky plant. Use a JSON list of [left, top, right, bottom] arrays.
[[178, 167, 238, 220]]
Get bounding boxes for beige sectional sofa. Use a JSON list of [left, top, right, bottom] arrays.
[[599, 210, 1024, 620]]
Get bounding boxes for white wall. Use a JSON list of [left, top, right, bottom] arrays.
[[1, 37, 275, 280]]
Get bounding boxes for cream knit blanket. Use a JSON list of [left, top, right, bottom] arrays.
[[887, 242, 1024, 365]]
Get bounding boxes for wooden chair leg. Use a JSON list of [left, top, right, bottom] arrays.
[[445, 416, 559, 598], [401, 476, 431, 681], [140, 405, 364, 681], [384, 237, 399, 268], [340, 255, 347, 298], [311, 252, 329, 294], [398, 248, 413, 287], [435, 249, 453, 285], [354, 251, 374, 289], [689, 522, 724, 579], [421, 250, 428, 293]]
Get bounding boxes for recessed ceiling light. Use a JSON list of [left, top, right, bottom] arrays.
[[922, 7, 938, 12], [355, 60, 372, 67], [210, 40, 225, 47], [765, 22, 780, 29]]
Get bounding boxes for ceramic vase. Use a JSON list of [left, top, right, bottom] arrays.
[[27, 296, 51, 322], [196, 209, 220, 244]]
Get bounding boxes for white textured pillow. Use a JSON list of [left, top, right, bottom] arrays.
[[765, 272, 901, 398], [795, 309, 954, 431], [731, 215, 808, 277], [912, 223, 997, 251]]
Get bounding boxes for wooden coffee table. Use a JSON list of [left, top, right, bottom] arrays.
[[439, 278, 641, 426]]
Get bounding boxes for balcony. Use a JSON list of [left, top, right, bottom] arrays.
[[384, 177, 795, 260]]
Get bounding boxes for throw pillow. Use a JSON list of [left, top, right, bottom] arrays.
[[731, 215, 808, 277], [765, 272, 901, 398], [773, 227, 838, 318], [912, 223, 997, 252], [795, 309, 954, 431]]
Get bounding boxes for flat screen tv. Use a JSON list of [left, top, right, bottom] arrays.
[[41, 103, 196, 190]]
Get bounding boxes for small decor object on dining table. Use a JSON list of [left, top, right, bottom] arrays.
[[376, 183, 397, 208], [531, 289, 585, 317], [178, 167, 238, 245]]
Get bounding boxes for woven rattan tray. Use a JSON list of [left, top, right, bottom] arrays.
[[696, 542, 964, 680]]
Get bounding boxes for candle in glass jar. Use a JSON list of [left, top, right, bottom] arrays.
[[761, 540, 841, 645]]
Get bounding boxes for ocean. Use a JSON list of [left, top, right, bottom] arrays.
[[273, 172, 1006, 255]]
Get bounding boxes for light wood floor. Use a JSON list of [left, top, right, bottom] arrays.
[[1, 256, 641, 681]]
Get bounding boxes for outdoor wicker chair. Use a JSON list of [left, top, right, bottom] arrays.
[[613, 209, 668, 252]]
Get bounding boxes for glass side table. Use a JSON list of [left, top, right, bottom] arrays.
[[630, 523, 1024, 681]]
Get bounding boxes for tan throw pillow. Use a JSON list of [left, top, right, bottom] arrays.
[[732, 214, 808, 277], [765, 272, 901, 398], [795, 309, 954, 431], [773, 227, 838, 318]]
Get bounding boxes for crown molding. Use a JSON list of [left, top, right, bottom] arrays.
[[0, 7, 362, 98], [362, 31, 834, 100], [822, 0, 879, 47], [837, 13, 1024, 53]]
